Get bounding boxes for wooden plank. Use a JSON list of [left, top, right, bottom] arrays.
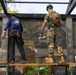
[[8, 63, 76, 67], [0, 62, 7, 64], [0, 62, 76, 67], [8, 63, 69, 66]]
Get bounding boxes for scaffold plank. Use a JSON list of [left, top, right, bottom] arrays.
[[8, 63, 68, 66], [0, 62, 7, 64], [0, 62, 76, 67]]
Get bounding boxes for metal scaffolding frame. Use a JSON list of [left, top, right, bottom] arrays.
[[1, 0, 8, 15], [66, 0, 76, 15], [6, 1, 69, 4], [0, 0, 76, 18]]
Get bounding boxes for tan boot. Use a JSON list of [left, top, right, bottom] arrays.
[[49, 57, 54, 63], [59, 56, 65, 63]]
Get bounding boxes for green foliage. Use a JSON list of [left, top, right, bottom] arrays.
[[24, 66, 51, 75], [0, 4, 3, 12], [0, 0, 14, 12], [8, 8, 18, 13], [0, 0, 18, 13]]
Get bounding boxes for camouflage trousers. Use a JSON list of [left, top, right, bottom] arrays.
[[46, 27, 63, 57]]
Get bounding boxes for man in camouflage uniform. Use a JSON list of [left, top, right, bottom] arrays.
[[40, 4, 65, 63]]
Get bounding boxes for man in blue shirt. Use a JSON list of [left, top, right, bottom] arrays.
[[2, 14, 27, 64]]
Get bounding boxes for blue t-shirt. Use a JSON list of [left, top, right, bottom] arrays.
[[4, 16, 23, 32]]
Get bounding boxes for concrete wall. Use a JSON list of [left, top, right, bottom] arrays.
[[0, 16, 76, 61], [0, 17, 7, 75], [0, 17, 69, 63], [0, 19, 2, 47], [73, 20, 76, 47]]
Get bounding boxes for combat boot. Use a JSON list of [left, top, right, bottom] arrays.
[[59, 56, 65, 63], [49, 57, 54, 63], [45, 57, 54, 63], [21, 58, 28, 64]]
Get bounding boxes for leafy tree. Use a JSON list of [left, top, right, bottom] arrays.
[[0, 4, 3, 12], [0, 0, 18, 13], [24, 66, 51, 75], [8, 7, 18, 13]]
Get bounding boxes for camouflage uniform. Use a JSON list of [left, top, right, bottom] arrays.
[[44, 12, 64, 63]]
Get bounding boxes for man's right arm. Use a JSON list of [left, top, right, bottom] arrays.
[[4, 18, 11, 31], [40, 14, 49, 37], [2, 18, 11, 36], [40, 20, 47, 37]]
